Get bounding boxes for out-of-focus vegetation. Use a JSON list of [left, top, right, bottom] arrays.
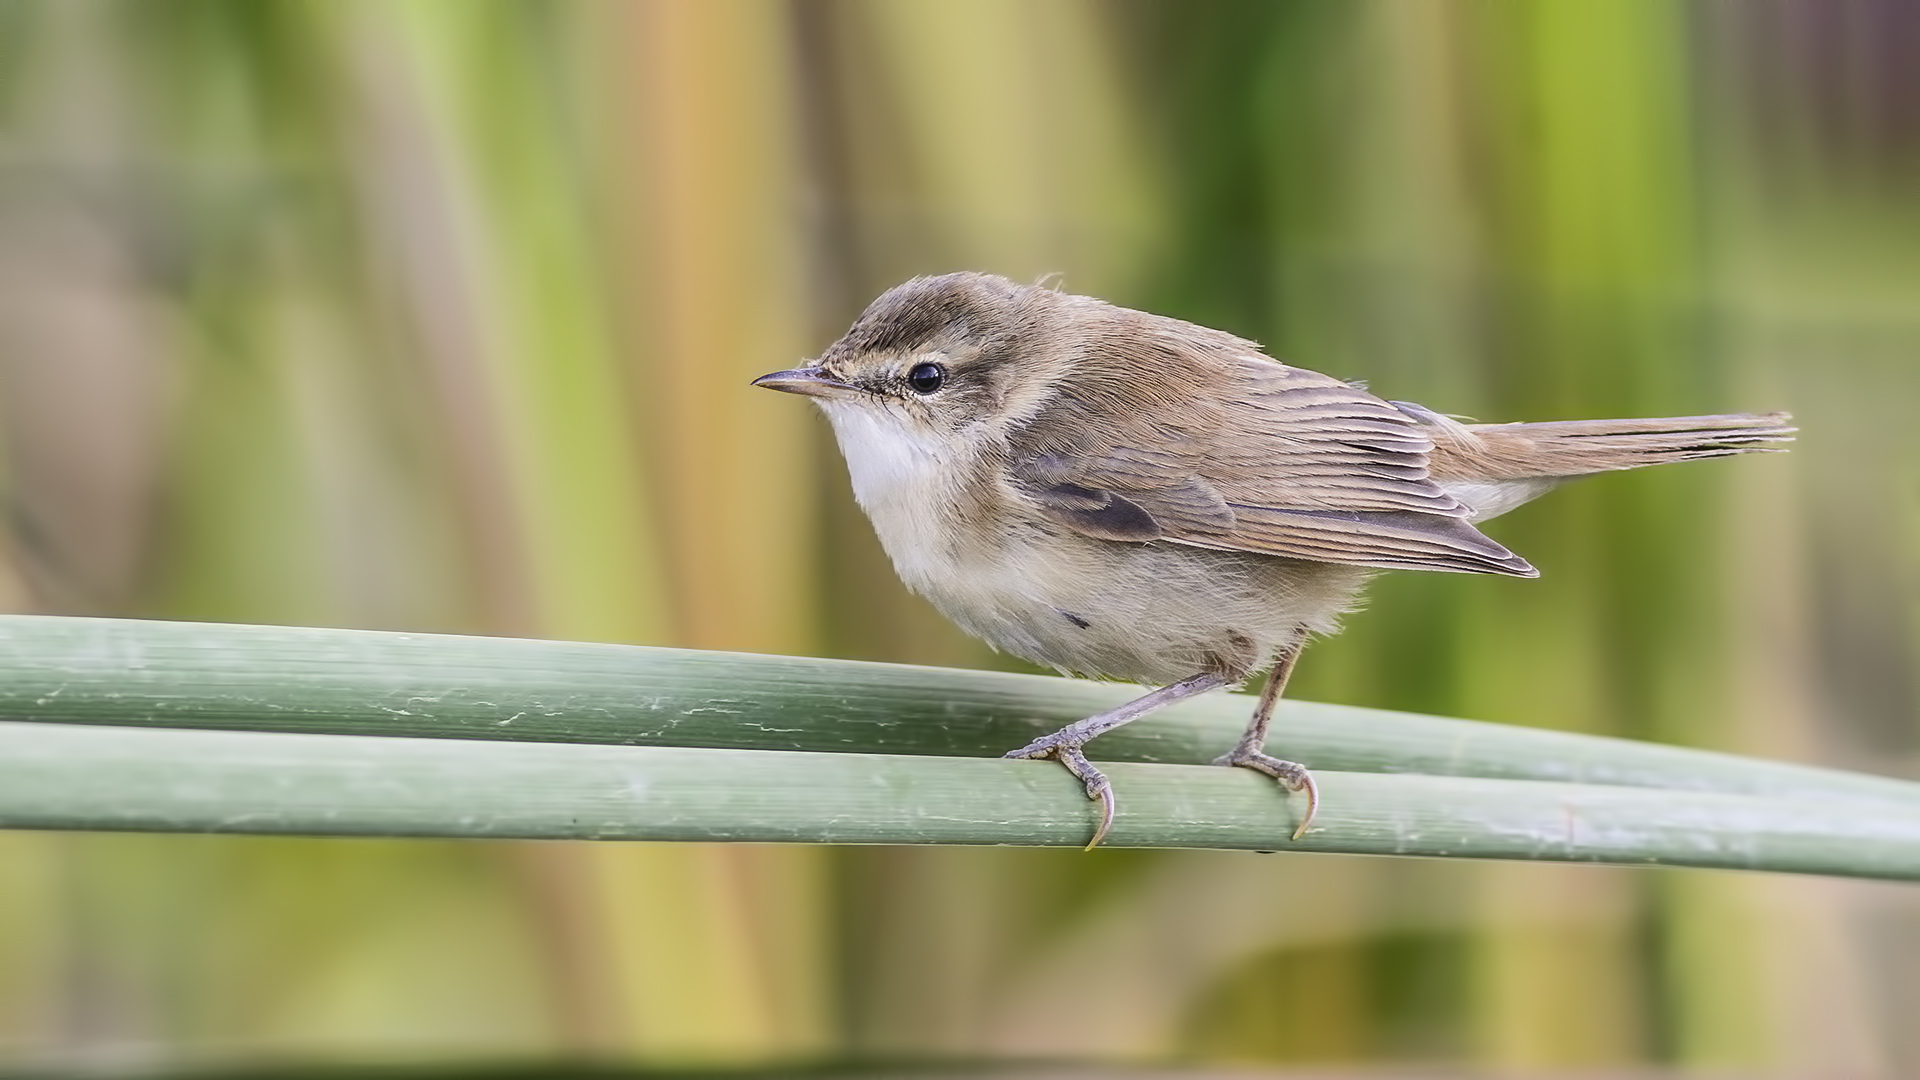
[[0, 0, 1915, 1074]]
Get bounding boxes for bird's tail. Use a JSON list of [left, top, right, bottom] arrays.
[[1458, 412, 1795, 479]]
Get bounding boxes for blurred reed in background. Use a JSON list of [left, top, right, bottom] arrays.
[[0, 0, 1916, 1073]]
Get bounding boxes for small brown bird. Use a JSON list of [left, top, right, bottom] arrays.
[[754, 272, 1792, 847]]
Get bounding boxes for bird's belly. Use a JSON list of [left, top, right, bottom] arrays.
[[892, 526, 1369, 686]]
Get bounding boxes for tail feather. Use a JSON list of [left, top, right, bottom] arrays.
[[1445, 412, 1794, 481]]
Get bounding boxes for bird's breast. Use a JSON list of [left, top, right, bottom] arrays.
[[817, 400, 978, 585]]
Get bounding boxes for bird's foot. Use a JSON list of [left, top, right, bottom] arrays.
[[1213, 748, 1318, 841], [1005, 733, 1117, 850]]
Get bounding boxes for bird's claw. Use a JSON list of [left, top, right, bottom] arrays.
[[1006, 736, 1117, 849], [1214, 748, 1319, 840]]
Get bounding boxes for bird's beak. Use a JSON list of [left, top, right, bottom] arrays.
[[751, 366, 861, 399]]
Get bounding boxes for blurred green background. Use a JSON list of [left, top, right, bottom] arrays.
[[1, 0, 1917, 1074]]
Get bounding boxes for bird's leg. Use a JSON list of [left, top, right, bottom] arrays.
[[1006, 670, 1235, 849], [1212, 631, 1319, 840]]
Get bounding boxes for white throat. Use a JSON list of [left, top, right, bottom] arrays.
[[815, 400, 958, 513]]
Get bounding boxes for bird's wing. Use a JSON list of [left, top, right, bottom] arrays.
[[1006, 357, 1538, 577]]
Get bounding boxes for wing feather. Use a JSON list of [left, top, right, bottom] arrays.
[[1007, 347, 1538, 578]]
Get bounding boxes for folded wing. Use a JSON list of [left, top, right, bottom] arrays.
[[1006, 351, 1538, 577]]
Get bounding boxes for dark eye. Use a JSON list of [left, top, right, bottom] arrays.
[[905, 362, 946, 395]]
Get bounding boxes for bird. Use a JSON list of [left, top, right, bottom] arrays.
[[753, 271, 1793, 847]]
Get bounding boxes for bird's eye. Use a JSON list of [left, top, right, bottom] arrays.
[[905, 362, 946, 395]]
